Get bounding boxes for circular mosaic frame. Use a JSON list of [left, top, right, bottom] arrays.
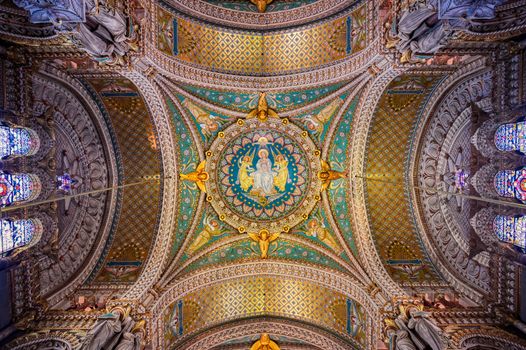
[[205, 118, 322, 234]]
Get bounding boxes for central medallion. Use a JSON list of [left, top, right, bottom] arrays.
[[205, 118, 322, 235]]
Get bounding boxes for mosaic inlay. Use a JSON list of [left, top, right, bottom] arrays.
[[205, 118, 321, 234]]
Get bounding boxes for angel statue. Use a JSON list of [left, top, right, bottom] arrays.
[[250, 0, 274, 13], [250, 333, 280, 350], [180, 160, 209, 192], [80, 306, 130, 350], [248, 230, 280, 258], [187, 214, 226, 255], [74, 0, 136, 63], [246, 92, 279, 122], [114, 320, 146, 350], [407, 307, 444, 350], [318, 160, 347, 190]]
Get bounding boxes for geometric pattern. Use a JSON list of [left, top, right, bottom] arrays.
[[156, 4, 367, 75], [201, 0, 319, 13], [86, 79, 162, 283], [364, 75, 444, 285], [161, 276, 366, 348]]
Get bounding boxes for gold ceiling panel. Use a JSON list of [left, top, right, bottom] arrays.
[[161, 276, 367, 348], [156, 4, 367, 75], [85, 78, 162, 284], [365, 75, 444, 285]]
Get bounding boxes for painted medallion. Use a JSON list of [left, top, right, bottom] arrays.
[[205, 118, 321, 234]]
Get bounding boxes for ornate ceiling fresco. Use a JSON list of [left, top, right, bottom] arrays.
[[1, 0, 526, 350]]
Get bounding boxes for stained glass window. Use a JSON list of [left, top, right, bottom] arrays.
[[494, 168, 526, 203], [493, 215, 526, 250], [0, 218, 43, 255], [57, 173, 74, 193], [495, 121, 526, 153], [0, 172, 41, 207], [0, 124, 40, 159]]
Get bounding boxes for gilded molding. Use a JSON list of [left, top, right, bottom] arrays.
[[159, 0, 360, 30], [119, 69, 178, 302], [171, 317, 354, 350], [348, 62, 406, 298]]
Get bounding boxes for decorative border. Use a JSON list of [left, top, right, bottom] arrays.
[[348, 60, 406, 298], [120, 69, 178, 301], [173, 317, 356, 350], [160, 0, 361, 30], [143, 0, 381, 89]]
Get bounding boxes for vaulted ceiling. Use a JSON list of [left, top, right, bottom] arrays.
[[1, 0, 526, 349]]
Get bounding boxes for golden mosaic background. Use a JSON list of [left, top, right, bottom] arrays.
[[87, 79, 162, 283], [162, 277, 366, 347], [156, 5, 367, 75], [364, 75, 444, 285]]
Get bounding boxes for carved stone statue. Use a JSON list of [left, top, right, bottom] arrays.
[[13, 0, 85, 24], [73, 0, 133, 62], [394, 314, 425, 349], [80, 307, 129, 350], [114, 320, 145, 350], [393, 329, 418, 350], [395, 0, 453, 61], [407, 308, 444, 350]]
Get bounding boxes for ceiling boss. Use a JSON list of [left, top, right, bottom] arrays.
[[202, 93, 325, 258]]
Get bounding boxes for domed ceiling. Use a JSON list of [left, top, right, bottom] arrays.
[[1, 0, 526, 349]]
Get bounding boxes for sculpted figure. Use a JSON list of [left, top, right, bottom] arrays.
[[250, 333, 280, 350], [180, 161, 209, 192], [392, 0, 455, 62], [74, 0, 132, 62], [248, 230, 280, 258], [407, 308, 444, 350], [394, 314, 425, 350], [318, 160, 347, 190], [247, 93, 279, 121], [250, 0, 274, 13], [80, 307, 129, 350], [115, 320, 145, 350], [393, 330, 418, 350]]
